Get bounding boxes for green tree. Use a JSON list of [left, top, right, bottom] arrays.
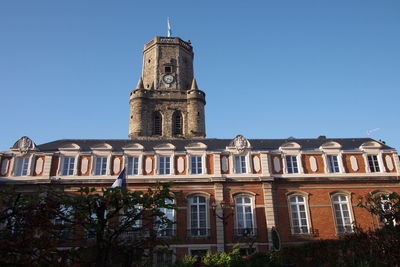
[[0, 183, 177, 266]]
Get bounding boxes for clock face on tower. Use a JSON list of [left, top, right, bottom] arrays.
[[163, 74, 174, 84]]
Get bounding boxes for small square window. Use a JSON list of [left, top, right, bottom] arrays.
[[164, 66, 172, 73]]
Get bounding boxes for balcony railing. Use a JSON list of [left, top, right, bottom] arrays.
[[291, 227, 319, 237], [187, 228, 210, 238], [157, 228, 176, 237], [234, 228, 257, 237], [337, 225, 354, 235]]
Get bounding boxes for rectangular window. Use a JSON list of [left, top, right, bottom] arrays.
[[157, 199, 175, 237], [191, 156, 202, 174], [235, 196, 256, 236], [234, 156, 247, 174], [94, 157, 107, 176], [127, 157, 139, 175], [159, 156, 170, 175], [327, 155, 340, 173], [62, 157, 75, 176], [286, 156, 299, 174], [367, 155, 380, 172], [332, 194, 353, 234], [15, 157, 29, 176], [156, 250, 173, 267], [189, 196, 208, 237]]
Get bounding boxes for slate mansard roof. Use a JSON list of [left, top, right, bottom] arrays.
[[35, 137, 393, 153]]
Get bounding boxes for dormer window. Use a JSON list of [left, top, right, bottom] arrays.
[[190, 156, 202, 174], [327, 155, 340, 173], [159, 156, 171, 175], [62, 157, 75, 176], [127, 157, 139, 175], [94, 157, 107, 176], [367, 155, 380, 172], [15, 157, 29, 176], [286, 156, 299, 174], [234, 155, 247, 174]]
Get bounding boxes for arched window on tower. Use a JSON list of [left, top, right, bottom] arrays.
[[173, 111, 183, 136], [153, 112, 162, 136]]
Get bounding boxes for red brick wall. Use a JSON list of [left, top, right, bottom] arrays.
[[302, 154, 325, 174], [342, 154, 366, 173]]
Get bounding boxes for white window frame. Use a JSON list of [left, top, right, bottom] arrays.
[[331, 193, 354, 234], [234, 195, 256, 236], [287, 193, 311, 234], [157, 198, 176, 237], [367, 155, 381, 173], [234, 155, 247, 174], [94, 156, 108, 176], [327, 155, 340, 173], [61, 156, 75, 176], [188, 195, 209, 237], [285, 155, 299, 174], [14, 156, 30, 176], [127, 156, 139, 175], [158, 156, 171, 175], [190, 155, 203, 174]]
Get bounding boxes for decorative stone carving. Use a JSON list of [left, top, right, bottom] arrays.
[[113, 157, 121, 174], [12, 136, 36, 154], [35, 157, 44, 175], [273, 157, 281, 173], [310, 156, 317, 172], [145, 157, 153, 174], [177, 157, 184, 173], [350, 156, 358, 171], [385, 155, 394, 171], [253, 156, 261, 173], [229, 135, 250, 153], [221, 156, 228, 172], [1, 159, 9, 175], [81, 157, 89, 174]]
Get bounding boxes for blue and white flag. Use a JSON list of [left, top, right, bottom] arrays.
[[167, 17, 172, 37], [112, 168, 126, 188]]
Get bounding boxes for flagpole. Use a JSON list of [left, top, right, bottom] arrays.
[[167, 17, 171, 37]]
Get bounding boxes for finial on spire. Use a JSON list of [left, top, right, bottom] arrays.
[[191, 78, 199, 90], [136, 77, 144, 89], [167, 17, 172, 37]]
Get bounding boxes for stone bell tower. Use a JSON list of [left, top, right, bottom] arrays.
[[128, 36, 206, 139]]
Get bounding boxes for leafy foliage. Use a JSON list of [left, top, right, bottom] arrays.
[[0, 183, 177, 266]]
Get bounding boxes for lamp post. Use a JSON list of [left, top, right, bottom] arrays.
[[211, 201, 235, 252]]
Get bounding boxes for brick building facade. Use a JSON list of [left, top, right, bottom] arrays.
[[1, 36, 399, 263]]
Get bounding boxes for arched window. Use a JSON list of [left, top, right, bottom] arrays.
[[288, 195, 310, 234], [153, 112, 162, 136], [235, 196, 255, 236], [173, 111, 182, 136], [331, 194, 353, 234], [188, 195, 209, 237]]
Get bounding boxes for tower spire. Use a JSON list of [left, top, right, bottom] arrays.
[[191, 78, 199, 90], [136, 77, 144, 89]]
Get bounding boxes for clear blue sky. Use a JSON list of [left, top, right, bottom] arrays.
[[1, 0, 399, 151]]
